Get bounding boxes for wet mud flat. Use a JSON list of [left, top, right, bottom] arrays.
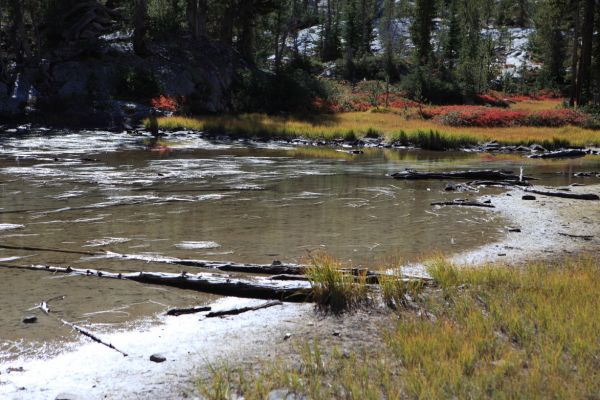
[[0, 130, 599, 398]]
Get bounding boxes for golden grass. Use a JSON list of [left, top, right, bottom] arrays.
[[198, 256, 600, 399], [305, 253, 370, 313], [510, 99, 564, 112], [153, 112, 600, 147]]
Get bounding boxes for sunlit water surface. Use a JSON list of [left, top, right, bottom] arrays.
[[1, 129, 598, 360]]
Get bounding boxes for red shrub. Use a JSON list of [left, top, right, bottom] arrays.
[[424, 105, 588, 128], [151, 95, 181, 112]]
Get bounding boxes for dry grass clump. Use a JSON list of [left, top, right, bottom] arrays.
[[305, 253, 370, 313], [198, 256, 600, 399]]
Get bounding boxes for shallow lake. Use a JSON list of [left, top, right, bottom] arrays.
[[1, 129, 598, 360]]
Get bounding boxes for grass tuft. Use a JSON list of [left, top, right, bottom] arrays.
[[306, 253, 370, 313]]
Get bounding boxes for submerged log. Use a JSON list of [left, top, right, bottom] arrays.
[[524, 189, 599, 200], [205, 301, 283, 318], [431, 200, 495, 208], [529, 149, 587, 159], [0, 263, 312, 302], [391, 169, 530, 181]]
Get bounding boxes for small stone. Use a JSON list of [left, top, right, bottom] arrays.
[[283, 333, 291, 341], [22, 315, 37, 324], [55, 393, 83, 400], [150, 353, 167, 363], [522, 195, 536, 201]]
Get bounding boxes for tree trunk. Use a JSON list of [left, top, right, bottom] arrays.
[[569, 0, 580, 106], [133, 0, 148, 56], [187, 0, 207, 39], [10, 0, 29, 65], [576, 0, 594, 105], [220, 4, 235, 45], [238, 2, 256, 64]]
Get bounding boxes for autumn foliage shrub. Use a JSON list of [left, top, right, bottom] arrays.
[[423, 106, 589, 128], [151, 95, 181, 112]]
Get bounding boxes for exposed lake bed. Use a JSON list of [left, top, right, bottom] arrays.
[[1, 129, 599, 399]]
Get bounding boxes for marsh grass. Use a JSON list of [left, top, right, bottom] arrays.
[[152, 112, 600, 148], [305, 253, 370, 313], [198, 256, 600, 399]]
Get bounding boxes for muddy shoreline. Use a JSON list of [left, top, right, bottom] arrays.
[[1, 182, 598, 399]]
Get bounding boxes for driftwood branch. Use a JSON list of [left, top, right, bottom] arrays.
[[60, 319, 128, 357], [28, 295, 128, 356], [205, 301, 283, 318]]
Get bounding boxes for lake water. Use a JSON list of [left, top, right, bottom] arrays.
[[1, 129, 598, 360]]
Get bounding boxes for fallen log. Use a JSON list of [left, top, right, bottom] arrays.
[[0, 263, 312, 302], [205, 301, 283, 318], [391, 169, 532, 181], [431, 200, 495, 208], [165, 305, 211, 316], [529, 149, 587, 159], [524, 189, 599, 200]]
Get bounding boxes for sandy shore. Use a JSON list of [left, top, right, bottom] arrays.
[[1, 184, 598, 399]]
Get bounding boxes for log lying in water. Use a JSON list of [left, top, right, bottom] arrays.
[[529, 149, 587, 159], [524, 189, 599, 200], [431, 200, 495, 208], [205, 301, 283, 318], [0, 263, 312, 302], [391, 169, 530, 181]]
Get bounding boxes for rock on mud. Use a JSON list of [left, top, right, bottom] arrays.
[[150, 353, 167, 363], [55, 393, 84, 400], [22, 315, 38, 324]]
